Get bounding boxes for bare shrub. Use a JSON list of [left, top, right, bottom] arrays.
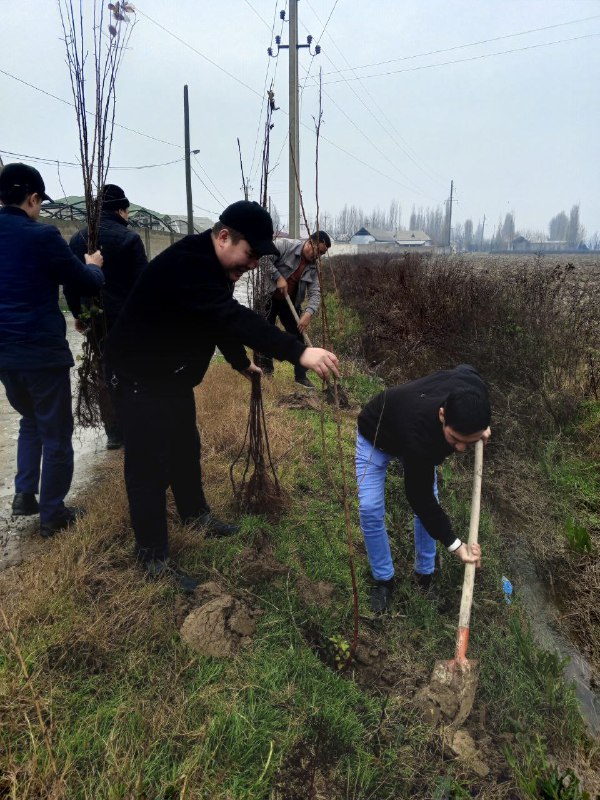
[[327, 252, 600, 441]]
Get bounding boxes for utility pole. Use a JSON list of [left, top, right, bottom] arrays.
[[183, 85, 194, 235], [446, 179, 454, 248], [268, 2, 320, 239], [480, 214, 486, 251]]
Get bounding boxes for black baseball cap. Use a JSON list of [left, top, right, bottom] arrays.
[[219, 200, 278, 256], [0, 163, 53, 202]]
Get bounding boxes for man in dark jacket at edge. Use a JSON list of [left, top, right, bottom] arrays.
[[66, 184, 148, 450], [0, 163, 104, 538], [106, 200, 339, 592], [356, 364, 491, 613]]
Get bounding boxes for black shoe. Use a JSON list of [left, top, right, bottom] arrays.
[[414, 572, 434, 592], [370, 577, 395, 614], [40, 506, 83, 539], [144, 558, 198, 593], [295, 377, 315, 389], [106, 433, 123, 450], [189, 511, 239, 538], [12, 492, 39, 516]]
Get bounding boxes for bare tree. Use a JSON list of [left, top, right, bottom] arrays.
[[464, 218, 474, 251], [549, 211, 569, 241], [58, 0, 137, 427]]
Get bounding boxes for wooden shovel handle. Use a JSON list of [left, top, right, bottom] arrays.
[[455, 439, 484, 661], [284, 293, 312, 347]]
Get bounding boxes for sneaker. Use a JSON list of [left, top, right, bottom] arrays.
[[143, 558, 198, 593], [414, 572, 434, 592], [40, 506, 83, 539], [106, 433, 123, 450], [295, 377, 315, 389], [189, 511, 239, 538], [369, 577, 395, 614], [12, 492, 39, 516]]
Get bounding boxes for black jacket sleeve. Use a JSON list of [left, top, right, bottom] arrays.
[[403, 458, 454, 547], [179, 273, 306, 365]]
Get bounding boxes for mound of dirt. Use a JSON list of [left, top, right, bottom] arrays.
[[278, 391, 322, 412], [235, 537, 289, 584], [180, 586, 257, 658], [296, 576, 335, 608], [415, 660, 479, 727], [444, 728, 490, 778]]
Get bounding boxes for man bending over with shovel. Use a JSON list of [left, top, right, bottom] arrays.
[[356, 364, 491, 613]]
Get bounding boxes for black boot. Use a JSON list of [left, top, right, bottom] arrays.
[[12, 492, 39, 516], [143, 558, 198, 593], [369, 577, 395, 614], [40, 506, 84, 539], [414, 571, 434, 592], [187, 511, 239, 538]]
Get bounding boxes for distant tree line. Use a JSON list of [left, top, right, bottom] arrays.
[[316, 199, 597, 251]]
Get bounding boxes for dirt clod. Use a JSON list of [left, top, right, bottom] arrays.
[[236, 536, 289, 584], [278, 391, 322, 412], [444, 728, 490, 778], [416, 659, 479, 726], [180, 592, 256, 658]]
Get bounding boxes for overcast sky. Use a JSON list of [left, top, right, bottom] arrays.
[[2, 0, 599, 237]]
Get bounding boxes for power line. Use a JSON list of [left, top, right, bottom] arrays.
[[137, 9, 263, 98], [190, 164, 228, 209], [249, 1, 288, 188], [0, 67, 183, 149], [316, 33, 600, 86], [242, 0, 273, 31], [0, 148, 184, 171], [248, 0, 281, 185], [303, 0, 446, 190], [317, 14, 600, 77], [192, 152, 228, 206], [299, 3, 442, 197]]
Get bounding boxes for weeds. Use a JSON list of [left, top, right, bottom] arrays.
[[1, 358, 598, 796], [506, 734, 597, 800]]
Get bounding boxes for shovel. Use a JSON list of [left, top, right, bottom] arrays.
[[284, 292, 312, 346], [424, 438, 484, 726], [283, 293, 350, 407]]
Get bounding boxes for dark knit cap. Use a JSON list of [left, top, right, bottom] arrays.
[[101, 184, 130, 211]]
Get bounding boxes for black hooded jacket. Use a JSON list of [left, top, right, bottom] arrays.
[[357, 365, 489, 547]]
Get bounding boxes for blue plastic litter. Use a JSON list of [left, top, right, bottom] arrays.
[[502, 576, 513, 604]]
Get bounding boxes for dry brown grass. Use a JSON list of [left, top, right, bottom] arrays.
[[196, 361, 317, 514]]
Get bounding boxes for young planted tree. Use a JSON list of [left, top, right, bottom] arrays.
[[58, 0, 137, 425], [231, 88, 289, 520]]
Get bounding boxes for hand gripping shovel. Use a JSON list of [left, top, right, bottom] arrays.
[[284, 293, 312, 346], [422, 439, 484, 726]]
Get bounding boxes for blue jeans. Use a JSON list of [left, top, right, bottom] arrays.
[[0, 367, 74, 523], [356, 430, 438, 581]]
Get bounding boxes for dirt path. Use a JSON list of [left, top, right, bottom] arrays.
[[0, 317, 115, 571]]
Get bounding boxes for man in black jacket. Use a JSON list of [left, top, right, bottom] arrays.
[[106, 200, 339, 591], [0, 163, 104, 537], [356, 365, 491, 612], [67, 184, 147, 449]]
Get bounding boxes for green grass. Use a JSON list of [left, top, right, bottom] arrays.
[[0, 371, 596, 799]]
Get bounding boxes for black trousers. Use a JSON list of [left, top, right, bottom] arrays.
[[116, 378, 209, 561], [258, 297, 307, 381]]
